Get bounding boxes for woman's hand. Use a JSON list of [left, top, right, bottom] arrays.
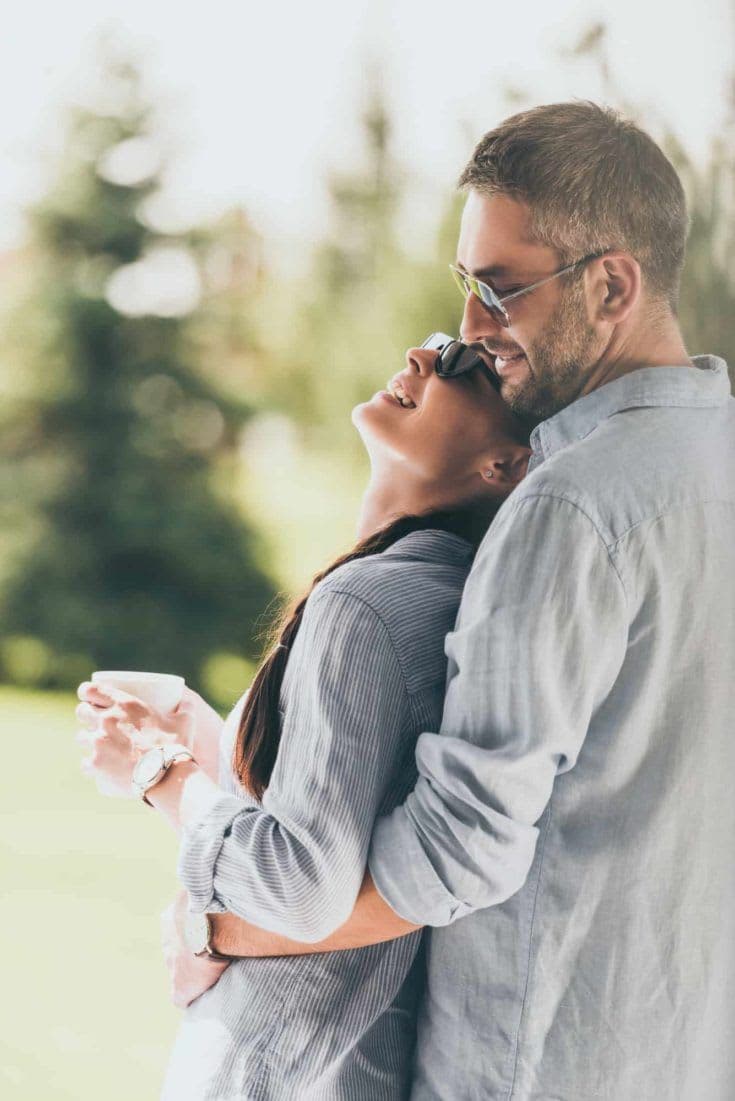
[[76, 683, 149, 797], [169, 690, 225, 780], [161, 890, 230, 1009], [76, 702, 144, 798], [76, 683, 225, 782]]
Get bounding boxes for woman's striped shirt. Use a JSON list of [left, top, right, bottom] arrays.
[[161, 530, 473, 1100]]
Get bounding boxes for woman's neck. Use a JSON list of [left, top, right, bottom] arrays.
[[357, 481, 413, 540], [356, 476, 502, 544]]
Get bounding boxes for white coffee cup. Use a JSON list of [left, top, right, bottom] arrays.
[[91, 670, 186, 714]]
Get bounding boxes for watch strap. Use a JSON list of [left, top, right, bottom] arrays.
[[136, 744, 195, 805], [195, 914, 233, 962]]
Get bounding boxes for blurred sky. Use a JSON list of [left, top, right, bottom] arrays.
[[1, 0, 733, 260]]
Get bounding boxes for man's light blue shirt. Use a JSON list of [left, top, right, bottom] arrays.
[[369, 356, 735, 1100]]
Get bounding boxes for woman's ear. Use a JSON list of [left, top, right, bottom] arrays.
[[481, 445, 531, 488]]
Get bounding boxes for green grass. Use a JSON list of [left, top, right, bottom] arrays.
[[0, 447, 366, 1099], [0, 687, 182, 1100]]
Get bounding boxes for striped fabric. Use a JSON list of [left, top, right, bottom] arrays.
[[162, 530, 474, 1100]]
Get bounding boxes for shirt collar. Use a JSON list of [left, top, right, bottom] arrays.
[[383, 529, 475, 566], [529, 356, 730, 469]]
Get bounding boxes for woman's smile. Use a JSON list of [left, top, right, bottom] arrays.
[[387, 373, 418, 408], [375, 389, 413, 409]]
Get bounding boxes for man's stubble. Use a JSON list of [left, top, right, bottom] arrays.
[[501, 277, 603, 421]]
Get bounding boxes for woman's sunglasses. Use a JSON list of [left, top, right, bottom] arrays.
[[449, 251, 608, 328], [420, 332, 498, 387]]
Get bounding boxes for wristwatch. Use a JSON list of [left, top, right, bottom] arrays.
[[183, 910, 232, 962], [131, 743, 195, 805]]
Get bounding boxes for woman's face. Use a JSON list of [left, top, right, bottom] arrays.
[[352, 345, 529, 500]]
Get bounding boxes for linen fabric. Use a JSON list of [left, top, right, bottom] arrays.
[[369, 356, 735, 1100]]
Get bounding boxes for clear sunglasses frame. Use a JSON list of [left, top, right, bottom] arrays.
[[449, 250, 609, 328]]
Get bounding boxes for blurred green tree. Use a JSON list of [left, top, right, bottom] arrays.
[[673, 115, 735, 371], [258, 74, 466, 457], [564, 22, 735, 372], [0, 50, 276, 696]]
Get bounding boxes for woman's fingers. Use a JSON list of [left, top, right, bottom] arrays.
[[77, 681, 152, 723], [104, 687, 152, 721], [75, 701, 103, 730], [99, 710, 140, 745], [94, 707, 144, 740], [77, 681, 113, 707]]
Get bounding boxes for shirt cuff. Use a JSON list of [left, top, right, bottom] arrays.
[[177, 793, 248, 913], [368, 801, 470, 928]]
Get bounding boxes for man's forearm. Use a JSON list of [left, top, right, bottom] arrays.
[[211, 870, 421, 957]]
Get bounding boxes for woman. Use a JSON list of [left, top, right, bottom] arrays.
[[77, 336, 530, 1100]]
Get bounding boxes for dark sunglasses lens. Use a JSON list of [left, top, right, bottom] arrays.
[[436, 342, 463, 376], [436, 342, 483, 378]]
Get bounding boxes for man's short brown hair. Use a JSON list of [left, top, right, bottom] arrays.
[[457, 101, 689, 312]]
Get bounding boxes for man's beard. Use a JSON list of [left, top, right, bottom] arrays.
[[500, 280, 602, 421]]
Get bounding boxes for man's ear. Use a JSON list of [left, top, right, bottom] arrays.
[[592, 252, 642, 324], [481, 445, 532, 488]]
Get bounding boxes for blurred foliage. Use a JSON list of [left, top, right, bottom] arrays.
[[0, 50, 276, 700], [0, 31, 732, 697], [566, 21, 735, 372], [253, 76, 466, 456], [674, 124, 735, 369]]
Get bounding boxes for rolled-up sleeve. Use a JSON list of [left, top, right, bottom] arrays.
[[179, 585, 410, 942], [369, 493, 629, 926]]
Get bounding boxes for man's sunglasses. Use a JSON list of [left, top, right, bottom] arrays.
[[449, 250, 608, 328], [420, 332, 498, 387]]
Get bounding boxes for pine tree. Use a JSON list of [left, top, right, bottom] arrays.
[[0, 51, 276, 694]]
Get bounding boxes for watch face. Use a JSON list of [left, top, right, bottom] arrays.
[[133, 747, 165, 788], [183, 910, 209, 955]]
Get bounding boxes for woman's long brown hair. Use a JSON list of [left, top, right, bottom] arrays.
[[233, 508, 484, 800]]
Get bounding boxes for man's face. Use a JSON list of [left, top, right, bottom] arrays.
[[456, 191, 605, 420]]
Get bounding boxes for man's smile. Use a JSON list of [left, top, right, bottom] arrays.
[[477, 343, 528, 377]]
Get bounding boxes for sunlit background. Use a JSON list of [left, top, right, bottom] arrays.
[[1, 2, 733, 1097]]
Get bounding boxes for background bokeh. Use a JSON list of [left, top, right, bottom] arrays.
[[1, 4, 733, 1098]]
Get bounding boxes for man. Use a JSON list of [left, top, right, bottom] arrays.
[[170, 102, 735, 1098]]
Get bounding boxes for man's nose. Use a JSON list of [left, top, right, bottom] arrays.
[[459, 292, 506, 344]]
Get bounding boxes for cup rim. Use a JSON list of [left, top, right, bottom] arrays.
[[91, 670, 185, 684]]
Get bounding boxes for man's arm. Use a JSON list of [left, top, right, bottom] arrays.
[[211, 493, 628, 956], [213, 492, 629, 953], [366, 491, 629, 928], [210, 870, 418, 957]]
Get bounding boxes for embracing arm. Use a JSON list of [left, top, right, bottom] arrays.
[[156, 495, 626, 953], [209, 870, 419, 957], [364, 492, 629, 928]]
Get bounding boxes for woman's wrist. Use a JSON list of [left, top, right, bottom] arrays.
[[146, 759, 223, 834]]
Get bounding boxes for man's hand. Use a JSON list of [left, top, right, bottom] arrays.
[[161, 890, 230, 1009]]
